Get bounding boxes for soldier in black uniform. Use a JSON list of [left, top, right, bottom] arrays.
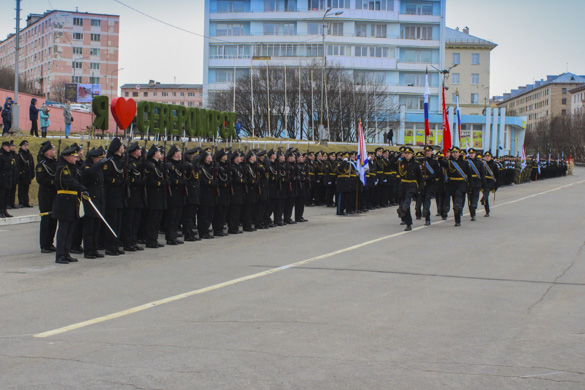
[[81, 147, 106, 259], [17, 140, 35, 208], [265, 149, 278, 227], [396, 147, 423, 231], [8, 140, 18, 209], [324, 152, 337, 208], [144, 145, 167, 248], [227, 150, 244, 234], [121, 142, 146, 251], [275, 151, 287, 226], [36, 141, 58, 252], [53, 144, 87, 264], [466, 148, 485, 221], [165, 145, 186, 245], [0, 141, 15, 218], [336, 152, 351, 216], [212, 148, 230, 237], [439, 147, 470, 227], [374, 147, 385, 208], [256, 150, 269, 229], [420, 145, 440, 226], [284, 149, 298, 224], [103, 138, 126, 255], [242, 150, 258, 231], [198, 149, 216, 239], [481, 151, 499, 217], [182, 147, 202, 241]]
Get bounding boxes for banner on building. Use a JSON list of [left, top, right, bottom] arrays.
[[65, 83, 101, 103]]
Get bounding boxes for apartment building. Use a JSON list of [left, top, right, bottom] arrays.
[[203, 0, 446, 116], [569, 84, 585, 117], [444, 26, 496, 115], [0, 10, 120, 101], [120, 81, 204, 107], [497, 73, 585, 131]]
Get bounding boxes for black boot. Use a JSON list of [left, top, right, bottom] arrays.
[[4, 209, 13, 218]]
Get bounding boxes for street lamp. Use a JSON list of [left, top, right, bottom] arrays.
[[320, 8, 343, 142], [107, 67, 124, 101]]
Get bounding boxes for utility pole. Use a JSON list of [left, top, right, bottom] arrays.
[[13, 0, 22, 132]]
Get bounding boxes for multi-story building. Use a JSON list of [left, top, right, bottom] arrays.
[[496, 73, 585, 132], [569, 84, 585, 117], [0, 10, 120, 101], [444, 26, 496, 115], [120, 81, 204, 107], [203, 0, 446, 141]]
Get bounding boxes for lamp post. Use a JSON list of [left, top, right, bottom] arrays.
[[107, 67, 124, 101], [319, 8, 343, 143]]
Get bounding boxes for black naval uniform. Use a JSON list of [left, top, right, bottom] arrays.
[[324, 157, 337, 207], [481, 158, 499, 217], [0, 147, 15, 216], [266, 157, 279, 226], [17, 146, 35, 207], [275, 159, 287, 225], [81, 154, 106, 258], [440, 155, 470, 226], [165, 156, 186, 244], [182, 153, 201, 241], [36, 153, 58, 251], [122, 152, 146, 250], [397, 157, 423, 229], [198, 159, 216, 239], [53, 155, 87, 264], [242, 160, 258, 231], [284, 159, 297, 224], [213, 159, 230, 236], [466, 156, 485, 220], [295, 161, 308, 222], [145, 156, 167, 247], [103, 153, 126, 254], [256, 156, 269, 228], [420, 156, 440, 225], [228, 159, 244, 234], [336, 158, 352, 215]]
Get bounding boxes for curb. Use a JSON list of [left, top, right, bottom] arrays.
[[0, 215, 40, 226]]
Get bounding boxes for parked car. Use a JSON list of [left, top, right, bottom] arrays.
[[70, 104, 90, 113]]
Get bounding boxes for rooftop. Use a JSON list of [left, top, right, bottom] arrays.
[[569, 84, 585, 94], [501, 73, 585, 102], [121, 82, 203, 90], [445, 27, 497, 49]]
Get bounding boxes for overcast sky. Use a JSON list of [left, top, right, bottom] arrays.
[[1, 0, 584, 97]]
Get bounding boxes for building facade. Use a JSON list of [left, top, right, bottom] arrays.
[[203, 0, 446, 126], [0, 10, 120, 101], [569, 84, 585, 117], [444, 26, 496, 115], [120, 81, 204, 107], [496, 73, 585, 132]]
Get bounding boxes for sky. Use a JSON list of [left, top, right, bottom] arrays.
[[1, 0, 584, 97]]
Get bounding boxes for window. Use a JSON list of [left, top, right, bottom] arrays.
[[90, 63, 100, 70], [328, 0, 350, 8], [355, 23, 367, 37], [161, 92, 168, 97], [355, 45, 390, 58], [171, 92, 176, 97], [90, 48, 100, 56], [471, 93, 479, 104], [562, 88, 567, 94], [285, 0, 298, 11], [72, 61, 82, 69], [188, 102, 195, 107], [216, 23, 245, 36], [327, 44, 350, 56], [404, 3, 434, 15], [309, 0, 326, 10], [404, 96, 424, 110], [143, 92, 148, 97], [73, 32, 83, 40], [180, 92, 185, 97], [471, 73, 479, 85], [72, 76, 82, 83], [402, 26, 433, 40], [264, 0, 281, 11], [403, 73, 425, 87], [91, 34, 101, 42], [452, 52, 460, 65], [89, 76, 100, 84], [452, 93, 457, 103], [153, 92, 157, 97], [132, 91, 139, 97], [124, 92, 129, 97], [371, 24, 387, 38], [562, 98, 567, 104], [401, 49, 433, 63], [91, 19, 101, 27], [73, 18, 83, 26], [356, 0, 393, 10], [216, 0, 246, 12], [216, 69, 235, 83], [328, 22, 343, 36], [283, 23, 295, 35], [451, 73, 459, 84], [188, 92, 195, 97], [562, 109, 567, 115], [263, 23, 277, 35], [471, 53, 479, 65], [73, 47, 83, 55]]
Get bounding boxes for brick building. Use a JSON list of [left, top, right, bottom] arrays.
[[120, 81, 203, 107], [0, 10, 120, 101]]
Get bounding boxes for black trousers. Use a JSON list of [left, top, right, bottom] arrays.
[[285, 196, 296, 221], [0, 188, 7, 210], [399, 190, 417, 226], [468, 186, 481, 216], [182, 204, 198, 239], [213, 204, 228, 234], [146, 209, 164, 245], [274, 198, 285, 224], [227, 203, 242, 233], [9, 184, 16, 207], [122, 207, 143, 247], [448, 182, 467, 224], [165, 205, 183, 241], [105, 207, 124, 251], [256, 200, 267, 226], [241, 201, 256, 230], [295, 196, 305, 221], [314, 186, 325, 205], [422, 184, 436, 220], [18, 180, 30, 206], [325, 185, 335, 206], [264, 198, 275, 224], [56, 219, 75, 259], [83, 216, 101, 254], [2, 120, 11, 134], [40, 214, 57, 250], [72, 217, 83, 248], [197, 205, 214, 237], [30, 120, 39, 137]]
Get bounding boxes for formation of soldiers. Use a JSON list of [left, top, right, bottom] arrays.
[[0, 136, 570, 265]]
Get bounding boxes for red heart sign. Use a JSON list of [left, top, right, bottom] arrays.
[[110, 97, 137, 130]]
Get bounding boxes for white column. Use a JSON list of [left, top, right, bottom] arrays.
[[484, 107, 491, 152], [491, 107, 499, 156], [516, 128, 526, 157], [398, 104, 406, 145], [499, 107, 507, 155], [449, 107, 458, 148]]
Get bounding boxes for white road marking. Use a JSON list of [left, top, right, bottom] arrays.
[[34, 179, 585, 338]]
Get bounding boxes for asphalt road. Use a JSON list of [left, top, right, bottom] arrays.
[[1, 169, 585, 389]]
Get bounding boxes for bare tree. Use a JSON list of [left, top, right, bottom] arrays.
[[0, 66, 41, 95], [524, 114, 585, 161], [209, 62, 399, 142]]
